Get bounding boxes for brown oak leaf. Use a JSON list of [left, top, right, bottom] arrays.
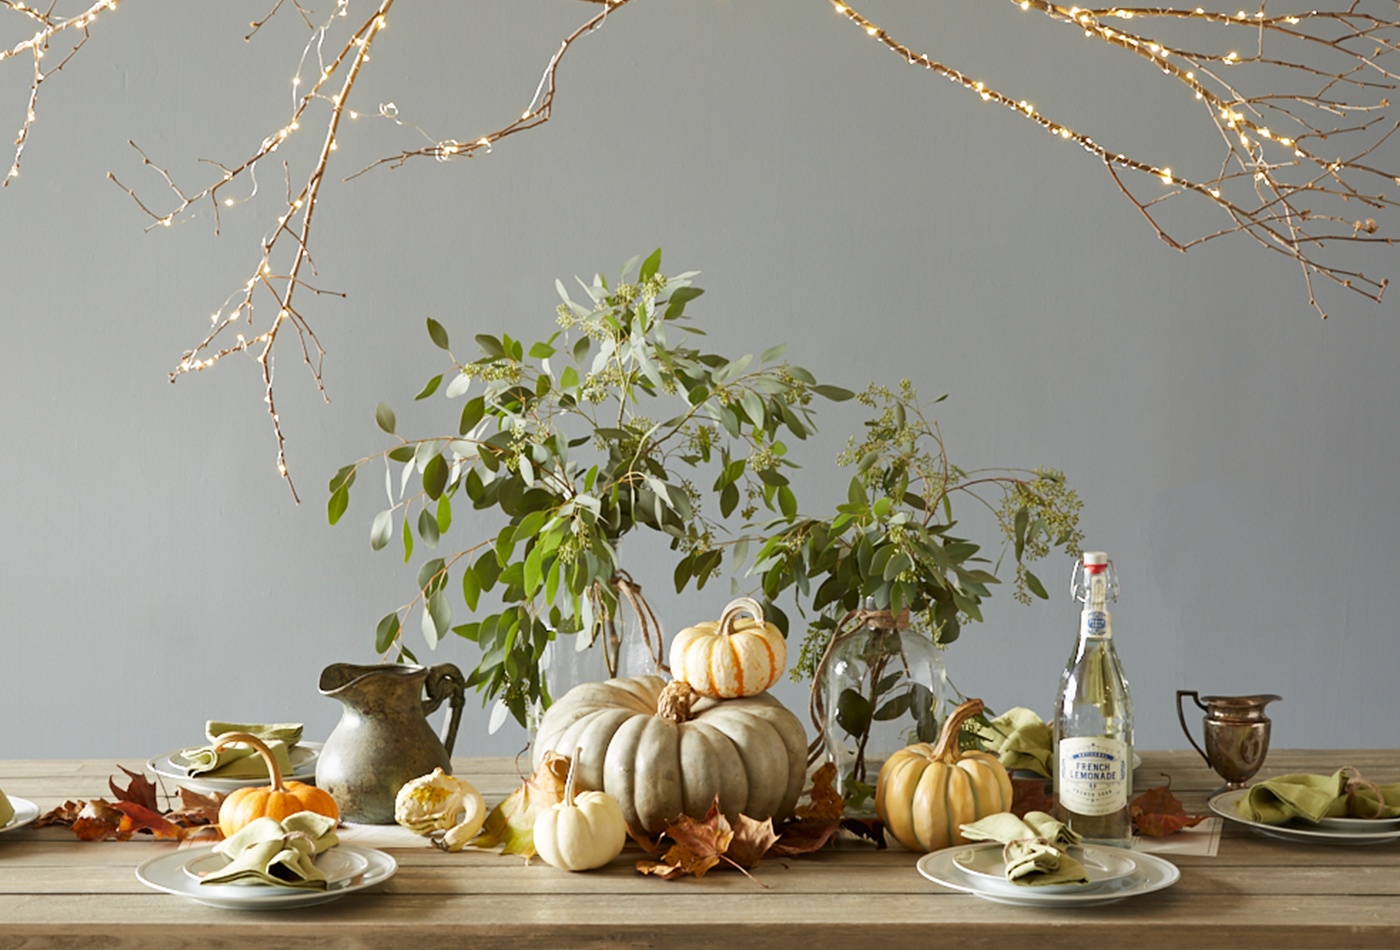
[[109, 765, 159, 811], [793, 763, 844, 822], [1131, 781, 1208, 837]]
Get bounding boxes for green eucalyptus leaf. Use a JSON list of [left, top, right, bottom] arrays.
[[374, 403, 397, 435], [414, 374, 443, 400], [462, 564, 482, 612], [639, 247, 662, 282], [427, 318, 451, 350], [375, 612, 402, 653], [417, 507, 440, 548], [476, 334, 505, 358], [1024, 569, 1049, 600], [388, 445, 415, 463], [370, 509, 394, 550], [327, 486, 350, 526], [835, 688, 872, 738], [402, 513, 414, 562], [813, 384, 855, 401], [422, 454, 449, 500], [458, 396, 485, 435]]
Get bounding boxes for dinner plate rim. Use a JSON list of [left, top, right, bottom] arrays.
[[146, 741, 321, 793], [0, 797, 41, 834], [1209, 788, 1400, 844], [917, 843, 1179, 907], [136, 842, 395, 909], [182, 843, 372, 890], [952, 842, 1138, 895]]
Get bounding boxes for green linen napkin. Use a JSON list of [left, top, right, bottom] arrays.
[[960, 811, 1089, 887], [179, 722, 303, 777], [201, 813, 340, 890], [1238, 769, 1400, 824], [973, 707, 1053, 778], [0, 786, 13, 826]]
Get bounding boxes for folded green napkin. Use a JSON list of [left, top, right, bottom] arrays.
[[180, 722, 303, 777], [201, 813, 340, 890], [1238, 769, 1400, 825], [0, 786, 13, 826], [960, 811, 1089, 887], [973, 707, 1053, 778], [181, 738, 294, 778]]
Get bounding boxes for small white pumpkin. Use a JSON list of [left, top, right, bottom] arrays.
[[533, 751, 627, 872], [669, 596, 787, 699], [395, 767, 488, 851]]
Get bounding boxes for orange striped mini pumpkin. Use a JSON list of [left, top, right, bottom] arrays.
[[669, 597, 786, 699]]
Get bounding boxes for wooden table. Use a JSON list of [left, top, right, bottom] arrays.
[[2, 749, 1398, 948]]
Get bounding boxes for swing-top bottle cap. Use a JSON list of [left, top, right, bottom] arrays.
[[1082, 551, 1109, 573]]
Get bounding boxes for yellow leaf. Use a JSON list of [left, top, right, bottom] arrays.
[[476, 751, 571, 858]]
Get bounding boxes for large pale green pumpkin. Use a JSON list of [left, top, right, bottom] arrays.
[[532, 675, 808, 834]]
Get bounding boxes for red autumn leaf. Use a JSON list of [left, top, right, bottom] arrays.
[[1131, 782, 1208, 837], [110, 801, 186, 841], [109, 765, 159, 811], [71, 801, 124, 841]]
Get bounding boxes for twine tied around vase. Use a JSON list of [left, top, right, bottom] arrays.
[[1342, 766, 1386, 819], [586, 570, 668, 677], [806, 607, 910, 767]]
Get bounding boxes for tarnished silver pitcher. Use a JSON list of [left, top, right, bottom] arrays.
[[316, 663, 465, 823], [1176, 691, 1281, 791]]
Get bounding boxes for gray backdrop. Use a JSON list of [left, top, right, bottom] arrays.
[[3, 1, 1396, 761]]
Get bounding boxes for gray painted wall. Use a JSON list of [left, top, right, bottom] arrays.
[[3, 1, 1396, 762]]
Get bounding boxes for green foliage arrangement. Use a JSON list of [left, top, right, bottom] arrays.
[[329, 250, 851, 728], [753, 380, 1085, 682]]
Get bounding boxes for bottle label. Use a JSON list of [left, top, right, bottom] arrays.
[[1079, 608, 1112, 638], [1058, 736, 1129, 815]]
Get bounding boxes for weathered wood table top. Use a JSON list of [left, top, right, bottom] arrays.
[[2, 749, 1398, 948]]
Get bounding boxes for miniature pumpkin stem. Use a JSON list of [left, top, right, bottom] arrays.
[[929, 698, 985, 763], [564, 747, 582, 808], [657, 680, 696, 724], [717, 596, 765, 637], [211, 731, 285, 793]]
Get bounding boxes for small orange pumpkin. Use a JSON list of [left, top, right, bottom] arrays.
[[212, 731, 340, 838], [669, 597, 787, 699], [875, 698, 1013, 852]]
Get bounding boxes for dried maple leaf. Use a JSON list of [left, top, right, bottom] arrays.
[[36, 800, 86, 827], [769, 818, 842, 857], [658, 801, 733, 878], [71, 800, 124, 841], [164, 787, 224, 827], [793, 763, 845, 822], [727, 814, 780, 869], [110, 765, 159, 811], [1131, 781, 1208, 837], [476, 751, 570, 858], [109, 801, 185, 841]]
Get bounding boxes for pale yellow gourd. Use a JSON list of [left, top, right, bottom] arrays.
[[534, 751, 627, 871], [669, 597, 787, 699], [875, 698, 1013, 852]]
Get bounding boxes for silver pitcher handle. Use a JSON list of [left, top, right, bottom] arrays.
[[423, 663, 466, 756], [1175, 689, 1211, 767]]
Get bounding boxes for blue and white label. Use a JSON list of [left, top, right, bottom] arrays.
[[1058, 736, 1129, 815]]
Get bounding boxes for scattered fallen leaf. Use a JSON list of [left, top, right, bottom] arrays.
[[1011, 777, 1056, 818], [476, 751, 570, 858], [38, 765, 229, 842], [837, 816, 886, 849], [1132, 780, 1208, 837], [109, 765, 159, 811], [793, 763, 844, 822], [769, 818, 842, 857], [654, 800, 733, 878], [726, 814, 780, 869]]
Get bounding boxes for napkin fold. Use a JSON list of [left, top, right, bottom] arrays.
[[973, 707, 1053, 778], [180, 722, 303, 777], [960, 811, 1089, 887], [201, 813, 340, 890], [1237, 769, 1400, 825]]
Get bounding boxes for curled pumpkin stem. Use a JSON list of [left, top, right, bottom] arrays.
[[210, 730, 285, 792]]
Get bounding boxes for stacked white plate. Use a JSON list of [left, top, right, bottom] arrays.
[[1209, 788, 1400, 845], [136, 843, 396, 910], [917, 842, 1180, 908], [0, 797, 40, 835]]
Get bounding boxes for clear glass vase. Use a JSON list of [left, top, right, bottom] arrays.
[[821, 612, 947, 815]]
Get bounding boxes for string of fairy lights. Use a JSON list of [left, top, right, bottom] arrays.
[[5, 0, 1399, 494]]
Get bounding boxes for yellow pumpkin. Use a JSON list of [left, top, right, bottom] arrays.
[[669, 597, 786, 699], [212, 731, 340, 838], [874, 698, 1013, 852]]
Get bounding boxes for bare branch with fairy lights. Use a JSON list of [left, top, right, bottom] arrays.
[[2, 0, 120, 187], [9, 1, 1400, 494]]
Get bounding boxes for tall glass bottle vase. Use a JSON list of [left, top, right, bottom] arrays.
[[811, 607, 948, 816]]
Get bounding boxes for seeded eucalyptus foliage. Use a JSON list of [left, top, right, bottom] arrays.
[[328, 250, 852, 728], [752, 380, 1085, 684]]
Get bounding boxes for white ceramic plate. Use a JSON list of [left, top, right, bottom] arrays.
[[137, 843, 395, 910], [0, 797, 41, 834], [918, 844, 1179, 908], [952, 843, 1137, 895], [1210, 788, 1400, 845], [147, 742, 321, 795], [183, 846, 371, 889]]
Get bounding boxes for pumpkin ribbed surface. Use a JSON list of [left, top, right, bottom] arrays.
[[211, 731, 340, 839], [669, 597, 787, 699], [532, 675, 807, 834], [874, 699, 1012, 852]]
